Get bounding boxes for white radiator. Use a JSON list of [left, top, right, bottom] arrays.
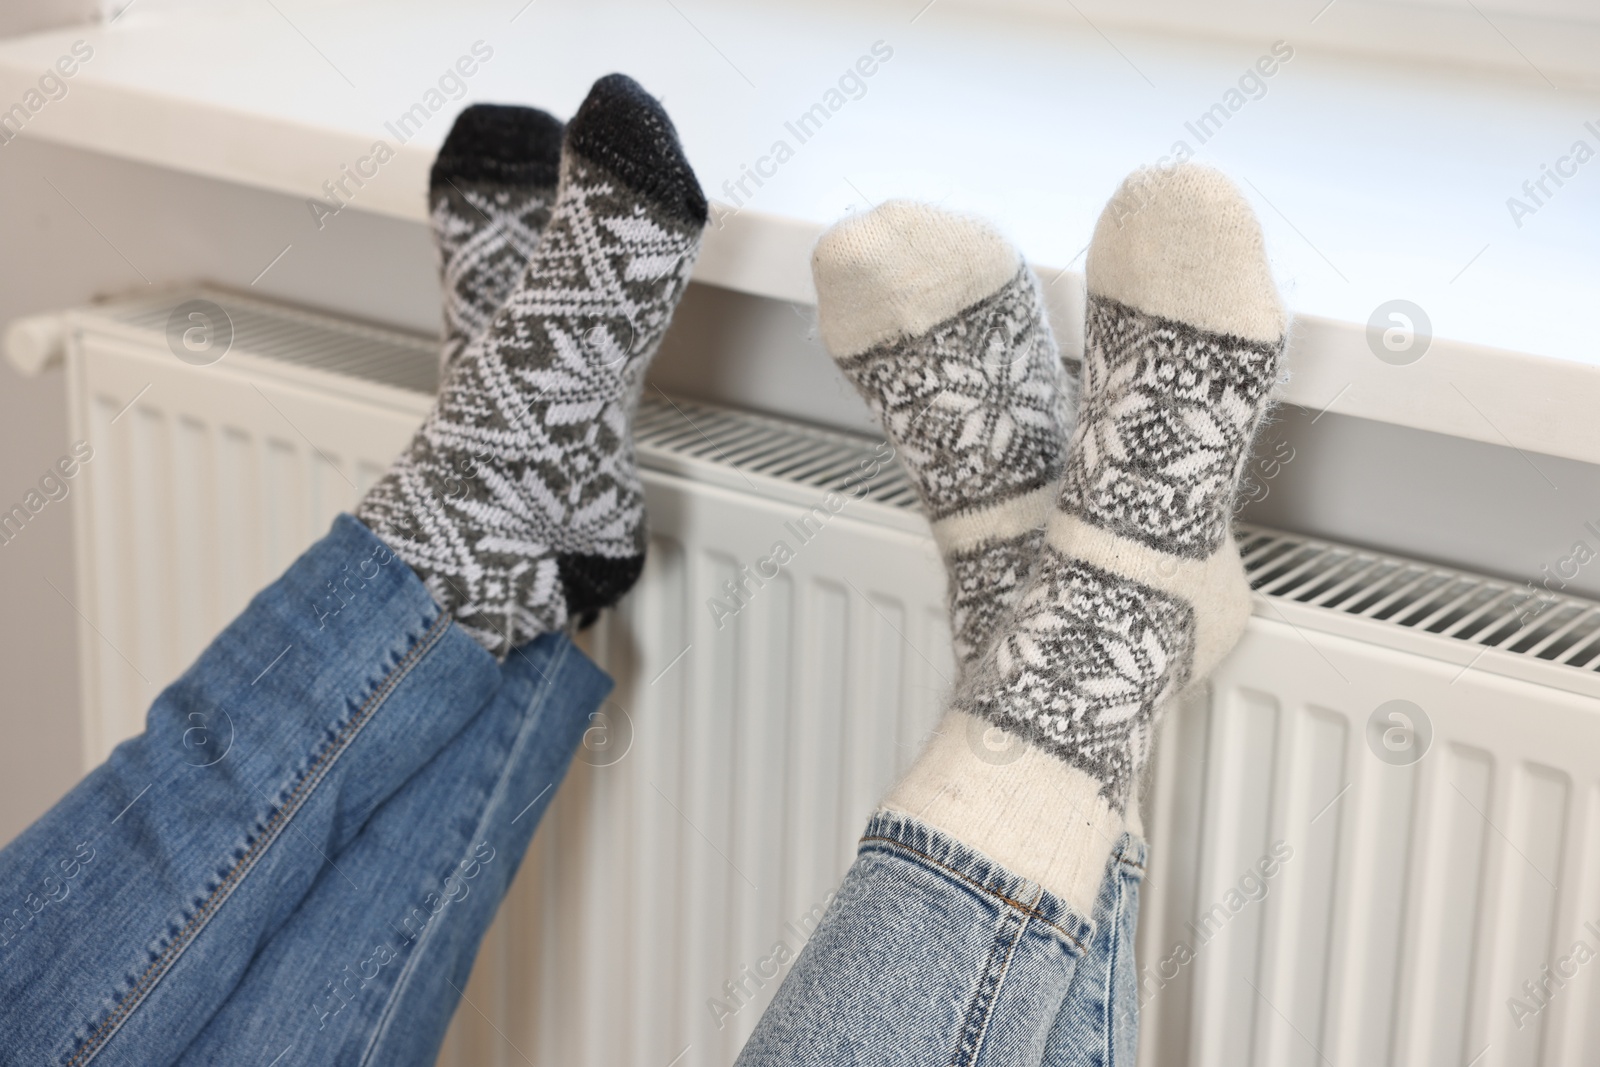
[[47, 289, 1600, 1067]]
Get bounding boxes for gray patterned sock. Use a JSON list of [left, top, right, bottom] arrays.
[[430, 105, 566, 372], [812, 201, 1074, 678], [886, 163, 1287, 918], [358, 74, 707, 657]]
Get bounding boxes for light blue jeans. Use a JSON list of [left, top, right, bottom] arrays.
[[733, 810, 1145, 1067], [0, 514, 612, 1066], [1042, 834, 1145, 1067]]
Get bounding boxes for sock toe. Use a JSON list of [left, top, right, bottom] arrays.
[[558, 552, 646, 619], [812, 200, 1023, 358], [432, 104, 565, 187], [566, 73, 707, 228], [1086, 163, 1284, 344]]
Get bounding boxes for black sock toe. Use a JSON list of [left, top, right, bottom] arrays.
[[559, 552, 646, 619], [432, 104, 565, 188], [566, 73, 707, 228]]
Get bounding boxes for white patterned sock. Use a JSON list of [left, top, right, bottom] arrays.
[[812, 201, 1074, 678], [886, 164, 1287, 917]]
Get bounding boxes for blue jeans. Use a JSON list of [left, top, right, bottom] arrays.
[[0, 515, 611, 1066], [734, 811, 1145, 1067], [2, 510, 1142, 1065], [1041, 835, 1145, 1067]]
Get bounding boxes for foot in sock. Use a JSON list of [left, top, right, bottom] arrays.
[[812, 201, 1075, 678], [884, 163, 1287, 918], [431, 104, 565, 372], [359, 74, 708, 657]]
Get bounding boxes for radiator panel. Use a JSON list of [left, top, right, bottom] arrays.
[[55, 290, 1600, 1067], [1138, 620, 1600, 1067], [65, 330, 421, 758]]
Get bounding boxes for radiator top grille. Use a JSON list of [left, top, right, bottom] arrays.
[[96, 288, 440, 394], [1238, 527, 1600, 672], [640, 395, 1600, 675], [633, 393, 919, 511], [83, 288, 1600, 675]]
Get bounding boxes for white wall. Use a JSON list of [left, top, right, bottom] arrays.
[[952, 0, 1600, 87], [0, 0, 97, 39]]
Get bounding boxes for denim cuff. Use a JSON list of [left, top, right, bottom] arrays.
[[1113, 832, 1148, 880], [860, 809, 1094, 955]]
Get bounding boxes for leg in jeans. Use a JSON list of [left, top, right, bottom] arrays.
[[0, 71, 704, 1067], [735, 811, 1093, 1067], [174, 631, 611, 1067], [0, 515, 503, 1066], [1041, 834, 1146, 1067], [744, 164, 1287, 1065], [733, 824, 1143, 1067]]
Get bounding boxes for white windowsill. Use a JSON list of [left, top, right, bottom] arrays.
[[1, 0, 1597, 463]]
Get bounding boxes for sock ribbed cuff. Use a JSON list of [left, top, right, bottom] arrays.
[[882, 709, 1122, 920]]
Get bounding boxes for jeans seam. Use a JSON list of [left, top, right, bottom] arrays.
[[357, 638, 574, 1065], [951, 906, 1030, 1067], [857, 835, 1087, 952], [63, 611, 454, 1067], [1103, 876, 1127, 1063]]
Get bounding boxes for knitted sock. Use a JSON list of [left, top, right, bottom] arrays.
[[812, 201, 1074, 679], [358, 74, 707, 657], [885, 163, 1287, 918], [431, 104, 566, 371]]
